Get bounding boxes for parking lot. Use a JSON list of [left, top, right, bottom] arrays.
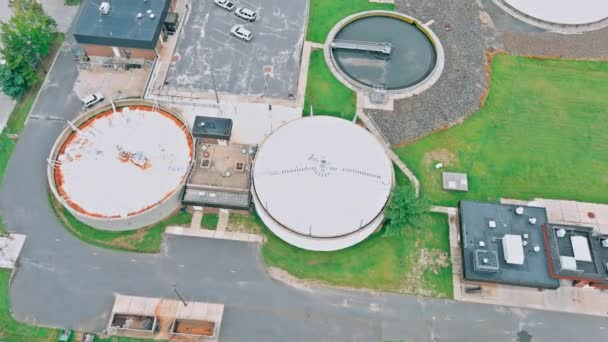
[[164, 0, 308, 99]]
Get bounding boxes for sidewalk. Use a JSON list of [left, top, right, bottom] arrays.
[[166, 209, 263, 243]]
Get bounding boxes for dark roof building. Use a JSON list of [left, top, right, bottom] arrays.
[[73, 0, 171, 50], [192, 116, 233, 141], [459, 201, 560, 289], [543, 224, 608, 289]]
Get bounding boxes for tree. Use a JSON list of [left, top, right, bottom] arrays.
[[0, 0, 56, 97], [0, 63, 28, 99], [383, 186, 429, 236]]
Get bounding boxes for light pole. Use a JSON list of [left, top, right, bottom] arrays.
[[210, 70, 220, 105], [172, 283, 188, 307]]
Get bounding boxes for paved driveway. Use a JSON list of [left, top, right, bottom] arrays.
[[165, 0, 307, 99]]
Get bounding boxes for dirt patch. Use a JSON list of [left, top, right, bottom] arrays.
[[401, 244, 450, 297], [422, 148, 457, 168]]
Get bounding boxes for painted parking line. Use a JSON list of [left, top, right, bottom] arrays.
[[208, 36, 251, 58], [213, 28, 232, 38], [238, 0, 259, 9]]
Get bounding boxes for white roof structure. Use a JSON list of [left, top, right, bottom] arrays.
[[559, 256, 578, 271], [571, 236, 593, 262], [502, 234, 525, 265], [55, 107, 193, 218], [504, 0, 608, 25], [252, 116, 393, 251]]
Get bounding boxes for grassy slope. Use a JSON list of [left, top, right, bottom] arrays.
[[303, 50, 356, 119], [0, 34, 64, 233], [50, 194, 192, 253], [307, 0, 394, 43], [395, 54, 608, 206], [260, 169, 452, 298]]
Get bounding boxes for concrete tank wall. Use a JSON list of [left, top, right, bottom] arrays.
[[47, 99, 192, 231]]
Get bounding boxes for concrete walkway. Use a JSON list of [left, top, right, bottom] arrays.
[[166, 209, 262, 243]]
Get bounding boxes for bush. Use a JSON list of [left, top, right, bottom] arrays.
[[383, 186, 429, 236]]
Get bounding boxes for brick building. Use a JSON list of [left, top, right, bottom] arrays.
[[73, 0, 176, 65]]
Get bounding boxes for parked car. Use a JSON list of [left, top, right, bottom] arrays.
[[81, 92, 104, 108], [235, 7, 257, 21], [230, 25, 252, 41], [214, 0, 235, 11]]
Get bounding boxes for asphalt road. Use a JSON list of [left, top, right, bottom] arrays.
[[1, 7, 608, 342]]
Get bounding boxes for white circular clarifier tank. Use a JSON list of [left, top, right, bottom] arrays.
[[252, 116, 393, 251]]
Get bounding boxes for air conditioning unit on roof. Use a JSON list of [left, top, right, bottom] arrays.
[[99, 2, 111, 15]]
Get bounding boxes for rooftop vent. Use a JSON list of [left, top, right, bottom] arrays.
[[488, 220, 496, 228], [528, 217, 537, 225], [147, 9, 152, 14], [137, 13, 143, 19], [556, 228, 566, 238], [602, 239, 608, 248], [533, 246, 540, 252], [149, 13, 156, 19], [479, 241, 485, 247], [99, 2, 111, 15], [515, 207, 524, 215]]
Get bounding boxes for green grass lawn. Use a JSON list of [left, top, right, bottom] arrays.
[[394, 54, 608, 206], [303, 50, 356, 120], [256, 166, 452, 298], [307, 0, 394, 43], [261, 212, 452, 298], [0, 34, 64, 233], [201, 213, 219, 230], [50, 193, 191, 253]]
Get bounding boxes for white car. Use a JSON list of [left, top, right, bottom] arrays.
[[235, 7, 257, 21], [214, 0, 235, 11], [230, 25, 252, 41], [82, 92, 104, 108]]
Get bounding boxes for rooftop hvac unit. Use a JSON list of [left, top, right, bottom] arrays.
[[515, 207, 524, 215], [137, 13, 143, 19], [488, 220, 496, 228], [556, 228, 566, 238], [149, 13, 156, 19], [602, 239, 608, 248], [99, 2, 111, 15], [528, 217, 537, 225]]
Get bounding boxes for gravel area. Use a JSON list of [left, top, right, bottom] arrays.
[[502, 27, 608, 59], [366, 0, 491, 144]]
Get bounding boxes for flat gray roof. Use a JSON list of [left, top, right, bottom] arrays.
[[544, 223, 608, 286], [73, 0, 170, 49], [459, 200, 560, 289]]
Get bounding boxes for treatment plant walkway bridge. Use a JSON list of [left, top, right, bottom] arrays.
[[331, 39, 392, 55]]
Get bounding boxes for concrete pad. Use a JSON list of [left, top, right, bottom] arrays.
[[576, 202, 598, 225], [172, 101, 301, 145], [0, 234, 26, 269], [191, 211, 203, 230], [559, 200, 580, 223], [593, 204, 608, 225], [536, 198, 564, 222], [74, 66, 150, 102]]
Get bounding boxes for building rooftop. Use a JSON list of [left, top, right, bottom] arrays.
[[544, 223, 608, 286], [459, 200, 560, 289], [73, 0, 170, 49], [192, 116, 233, 140], [182, 142, 253, 210]]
